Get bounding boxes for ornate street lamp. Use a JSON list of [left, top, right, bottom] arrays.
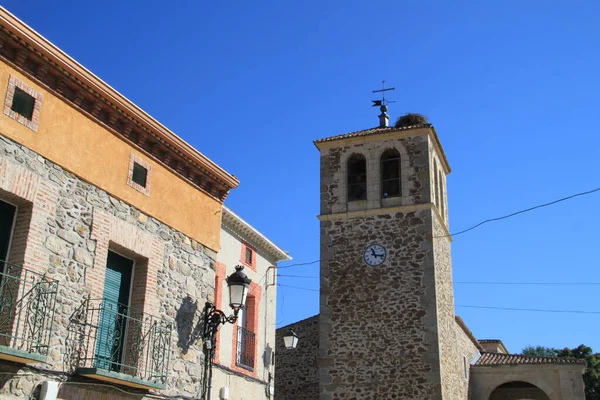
[[201, 265, 251, 400], [283, 329, 299, 350]]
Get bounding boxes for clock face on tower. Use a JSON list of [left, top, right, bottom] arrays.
[[363, 244, 387, 266]]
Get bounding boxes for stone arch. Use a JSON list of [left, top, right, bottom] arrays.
[[371, 143, 411, 205], [380, 148, 401, 199], [488, 381, 551, 400], [482, 378, 560, 400], [336, 150, 368, 207], [345, 153, 367, 202]]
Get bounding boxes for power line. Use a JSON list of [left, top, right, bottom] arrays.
[[277, 283, 319, 292], [278, 274, 600, 285], [277, 274, 318, 279], [274, 285, 600, 314], [455, 281, 600, 285], [456, 304, 600, 314], [438, 185, 600, 238], [277, 260, 320, 269], [275, 185, 600, 270]]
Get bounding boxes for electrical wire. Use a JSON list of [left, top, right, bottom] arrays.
[[456, 304, 600, 314], [276, 284, 287, 327], [436, 185, 600, 238], [277, 260, 320, 269], [277, 283, 319, 292], [275, 287, 600, 315], [278, 275, 600, 285], [273, 185, 600, 270], [455, 281, 600, 285]]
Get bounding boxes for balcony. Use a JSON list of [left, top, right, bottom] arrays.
[[0, 263, 58, 364], [67, 298, 171, 390], [236, 326, 255, 371]]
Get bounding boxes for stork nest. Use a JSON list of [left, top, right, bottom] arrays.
[[395, 113, 429, 128]]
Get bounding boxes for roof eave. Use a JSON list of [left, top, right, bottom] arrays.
[[455, 316, 483, 351], [222, 206, 291, 262], [0, 7, 239, 191]]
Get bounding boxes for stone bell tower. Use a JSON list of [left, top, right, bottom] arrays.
[[315, 110, 460, 400]]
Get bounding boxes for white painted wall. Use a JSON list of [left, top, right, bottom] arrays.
[[212, 220, 280, 400]]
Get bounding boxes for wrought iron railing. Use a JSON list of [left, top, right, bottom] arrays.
[[67, 298, 171, 385], [236, 326, 255, 370], [0, 262, 58, 358]]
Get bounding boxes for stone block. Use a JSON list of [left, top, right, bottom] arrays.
[[45, 236, 70, 258], [58, 228, 81, 244], [73, 247, 93, 266]]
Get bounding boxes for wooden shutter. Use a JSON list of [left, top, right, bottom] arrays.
[[95, 252, 133, 371]]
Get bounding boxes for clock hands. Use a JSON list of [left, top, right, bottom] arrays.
[[365, 245, 386, 265]]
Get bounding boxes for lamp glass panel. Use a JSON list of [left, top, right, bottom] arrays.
[[284, 333, 299, 349], [229, 284, 248, 309]]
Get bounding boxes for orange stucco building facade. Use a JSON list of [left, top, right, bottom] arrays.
[[0, 63, 230, 252]]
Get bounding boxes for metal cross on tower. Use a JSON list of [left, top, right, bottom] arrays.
[[372, 81, 395, 127], [372, 80, 395, 108]]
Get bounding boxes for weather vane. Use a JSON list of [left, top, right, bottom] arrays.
[[372, 80, 395, 109], [372, 81, 395, 127]]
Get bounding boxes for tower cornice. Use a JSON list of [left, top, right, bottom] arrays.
[[314, 125, 451, 174]]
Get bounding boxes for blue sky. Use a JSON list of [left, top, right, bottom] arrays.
[[6, 0, 600, 353]]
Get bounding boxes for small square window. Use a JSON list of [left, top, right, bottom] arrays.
[[127, 154, 152, 196], [245, 248, 253, 265], [11, 88, 35, 120], [132, 162, 148, 187], [4, 76, 42, 132]]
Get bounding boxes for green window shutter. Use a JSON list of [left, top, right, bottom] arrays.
[[96, 252, 133, 371]]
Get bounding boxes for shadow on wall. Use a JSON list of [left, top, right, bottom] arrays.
[[0, 363, 32, 398], [175, 296, 202, 354], [263, 344, 273, 369], [56, 382, 145, 399]]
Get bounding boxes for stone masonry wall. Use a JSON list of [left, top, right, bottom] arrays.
[[455, 323, 479, 399], [319, 209, 441, 400], [275, 315, 319, 400], [433, 213, 465, 399], [454, 319, 480, 399], [318, 131, 454, 400], [0, 133, 216, 399], [319, 134, 431, 216]]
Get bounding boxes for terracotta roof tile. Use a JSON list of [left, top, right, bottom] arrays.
[[475, 352, 586, 367], [313, 124, 432, 144], [313, 123, 451, 174]]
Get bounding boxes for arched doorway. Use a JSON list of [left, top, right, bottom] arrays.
[[488, 381, 551, 400]]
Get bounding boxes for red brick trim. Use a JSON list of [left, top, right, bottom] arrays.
[[0, 158, 57, 275], [240, 242, 257, 272], [89, 208, 163, 317], [3, 75, 42, 132], [229, 281, 261, 377], [213, 261, 227, 364], [126, 153, 152, 196]]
